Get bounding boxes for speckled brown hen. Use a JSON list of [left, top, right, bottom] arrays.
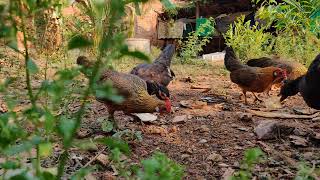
[[77, 56, 171, 128]]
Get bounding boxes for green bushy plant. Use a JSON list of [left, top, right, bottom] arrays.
[[178, 17, 215, 64], [0, 0, 184, 179], [224, 16, 273, 61], [231, 148, 265, 180], [137, 152, 185, 180]]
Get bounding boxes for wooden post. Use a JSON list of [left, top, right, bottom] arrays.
[[196, 1, 200, 19]]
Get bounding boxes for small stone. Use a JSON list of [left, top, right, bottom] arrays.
[[289, 135, 308, 147], [85, 173, 96, 180], [303, 152, 314, 161], [181, 154, 191, 160], [77, 129, 91, 138], [255, 120, 278, 140], [207, 152, 223, 162], [237, 127, 249, 132], [222, 104, 232, 111], [199, 139, 208, 144], [187, 115, 193, 120], [282, 151, 292, 157], [179, 100, 192, 108], [172, 115, 187, 124], [200, 125, 210, 133], [235, 146, 243, 150], [222, 167, 235, 180], [237, 112, 253, 122], [218, 163, 229, 168], [233, 161, 240, 168], [293, 128, 308, 136], [96, 154, 110, 166]]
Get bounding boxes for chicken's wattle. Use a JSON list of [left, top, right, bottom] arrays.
[[165, 98, 172, 113]]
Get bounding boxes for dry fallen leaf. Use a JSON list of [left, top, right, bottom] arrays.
[[264, 96, 282, 110]]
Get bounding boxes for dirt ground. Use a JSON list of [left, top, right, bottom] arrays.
[[1, 46, 319, 179], [67, 73, 320, 179]]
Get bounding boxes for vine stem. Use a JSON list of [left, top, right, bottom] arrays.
[[56, 53, 103, 179], [17, 0, 39, 176]]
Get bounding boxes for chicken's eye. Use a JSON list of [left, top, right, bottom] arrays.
[[273, 71, 278, 76]]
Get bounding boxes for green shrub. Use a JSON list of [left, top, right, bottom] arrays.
[[137, 152, 185, 180], [178, 17, 215, 64], [224, 16, 273, 61]]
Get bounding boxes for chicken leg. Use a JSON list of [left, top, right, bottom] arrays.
[[242, 90, 248, 105], [252, 93, 263, 103]]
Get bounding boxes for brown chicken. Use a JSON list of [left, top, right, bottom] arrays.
[[247, 56, 307, 93], [77, 56, 171, 128], [130, 44, 175, 87], [224, 47, 287, 104]]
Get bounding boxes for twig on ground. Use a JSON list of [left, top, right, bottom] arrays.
[[83, 147, 107, 168], [247, 109, 320, 119]]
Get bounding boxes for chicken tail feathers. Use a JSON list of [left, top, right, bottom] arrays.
[[155, 44, 175, 66], [224, 46, 244, 72], [246, 57, 274, 68]]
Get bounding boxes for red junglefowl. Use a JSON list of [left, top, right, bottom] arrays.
[[224, 47, 287, 104], [247, 56, 307, 94], [130, 44, 175, 87], [279, 53, 320, 110], [76, 56, 171, 128]]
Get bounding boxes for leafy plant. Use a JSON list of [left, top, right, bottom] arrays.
[[137, 151, 185, 180], [178, 17, 215, 63], [0, 0, 163, 179], [231, 148, 265, 180], [255, 0, 320, 34], [224, 16, 274, 61], [295, 163, 320, 180]]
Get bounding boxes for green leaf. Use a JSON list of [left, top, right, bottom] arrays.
[[95, 137, 130, 155], [71, 167, 95, 180], [0, 161, 20, 169], [8, 170, 33, 180], [161, 0, 176, 10], [39, 142, 53, 157], [4, 136, 42, 156], [39, 171, 56, 180], [72, 139, 98, 151], [101, 120, 114, 132], [68, 35, 93, 50], [43, 110, 55, 133], [58, 117, 77, 146], [27, 58, 39, 74], [7, 41, 19, 53], [119, 45, 150, 62]]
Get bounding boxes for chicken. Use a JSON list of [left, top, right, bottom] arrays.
[[130, 44, 175, 87], [76, 56, 171, 128], [246, 56, 307, 95], [224, 47, 287, 104], [77, 56, 169, 100], [247, 56, 307, 81], [279, 54, 320, 110]]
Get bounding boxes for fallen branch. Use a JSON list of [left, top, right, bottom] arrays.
[[191, 85, 211, 90], [83, 147, 106, 168], [247, 109, 320, 119]]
